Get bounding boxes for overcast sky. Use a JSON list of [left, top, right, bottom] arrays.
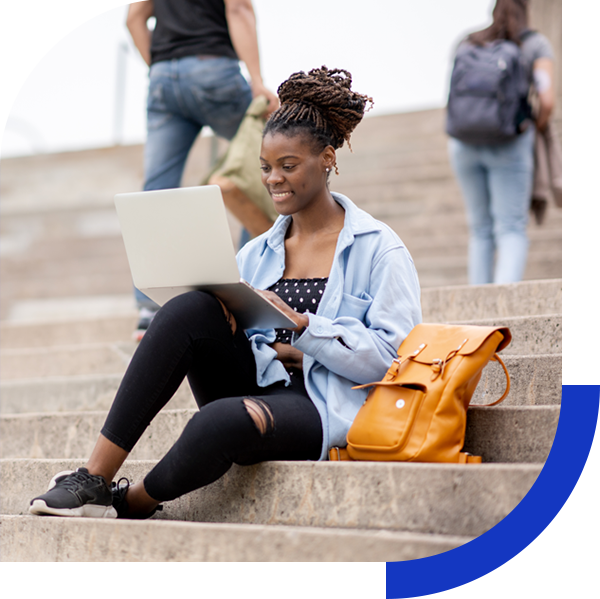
[[0, 0, 492, 157]]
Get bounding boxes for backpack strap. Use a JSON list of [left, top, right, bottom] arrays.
[[478, 353, 511, 407], [329, 447, 352, 461], [520, 28, 537, 42], [458, 452, 482, 464]]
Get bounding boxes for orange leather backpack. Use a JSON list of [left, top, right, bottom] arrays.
[[330, 324, 511, 464]]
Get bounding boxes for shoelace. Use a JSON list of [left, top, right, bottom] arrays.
[[111, 477, 131, 518], [55, 469, 100, 491], [111, 477, 163, 518]]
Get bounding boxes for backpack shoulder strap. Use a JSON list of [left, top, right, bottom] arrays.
[[520, 29, 537, 42]]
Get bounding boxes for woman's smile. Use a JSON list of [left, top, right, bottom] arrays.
[[271, 190, 294, 201]]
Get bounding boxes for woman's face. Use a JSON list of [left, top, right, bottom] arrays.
[[260, 132, 334, 216]]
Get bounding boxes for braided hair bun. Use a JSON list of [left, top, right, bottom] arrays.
[[264, 66, 373, 152]]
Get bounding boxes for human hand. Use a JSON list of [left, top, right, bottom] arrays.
[[255, 289, 309, 332], [251, 82, 279, 117], [270, 342, 304, 370]]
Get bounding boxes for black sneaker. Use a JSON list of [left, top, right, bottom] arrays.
[[111, 477, 163, 519], [29, 468, 117, 518]]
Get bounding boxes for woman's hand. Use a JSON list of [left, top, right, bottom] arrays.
[[256, 290, 307, 370], [270, 342, 304, 370], [255, 289, 309, 333], [532, 58, 555, 132]]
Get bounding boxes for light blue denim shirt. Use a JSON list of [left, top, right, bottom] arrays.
[[236, 193, 422, 460]]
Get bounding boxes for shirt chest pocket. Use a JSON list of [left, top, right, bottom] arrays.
[[337, 292, 373, 321]]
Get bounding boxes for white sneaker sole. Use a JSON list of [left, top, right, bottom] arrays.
[[29, 499, 117, 519]]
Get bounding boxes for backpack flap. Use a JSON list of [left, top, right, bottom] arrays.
[[399, 324, 511, 366], [396, 324, 510, 389]]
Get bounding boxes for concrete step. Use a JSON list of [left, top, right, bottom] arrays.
[[421, 279, 561, 322], [0, 279, 562, 347], [1, 458, 541, 538], [0, 314, 562, 380], [0, 353, 560, 411], [471, 354, 561, 406], [0, 405, 558, 464], [0, 273, 135, 320], [451, 314, 561, 356], [463, 406, 558, 463], [412, 248, 562, 289], [0, 314, 138, 349], [403, 230, 562, 261], [0, 515, 471, 562], [0, 374, 195, 415], [0, 341, 137, 380]]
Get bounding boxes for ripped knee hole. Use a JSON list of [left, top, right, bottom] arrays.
[[215, 297, 237, 335], [243, 398, 274, 436]]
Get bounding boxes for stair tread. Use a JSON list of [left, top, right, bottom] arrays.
[[1, 458, 541, 538], [0, 514, 474, 562], [0, 405, 559, 464]]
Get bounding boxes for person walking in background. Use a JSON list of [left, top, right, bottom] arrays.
[[446, 0, 555, 285], [126, 0, 278, 339]]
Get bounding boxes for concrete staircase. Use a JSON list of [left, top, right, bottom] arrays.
[[0, 278, 561, 561], [0, 107, 562, 320], [0, 104, 561, 561]]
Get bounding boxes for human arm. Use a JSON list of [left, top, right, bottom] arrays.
[[223, 0, 278, 115], [532, 57, 555, 132], [292, 247, 422, 385], [126, 0, 154, 66]]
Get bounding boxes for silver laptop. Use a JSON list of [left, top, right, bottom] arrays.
[[114, 185, 295, 330]]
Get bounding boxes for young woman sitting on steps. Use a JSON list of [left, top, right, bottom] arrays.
[[29, 66, 422, 519]]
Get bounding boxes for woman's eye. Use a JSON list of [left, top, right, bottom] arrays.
[[283, 165, 295, 171], [260, 165, 270, 172]]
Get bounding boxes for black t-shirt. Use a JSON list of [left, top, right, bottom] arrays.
[[150, 0, 238, 65]]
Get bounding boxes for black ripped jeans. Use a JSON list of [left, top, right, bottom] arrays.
[[101, 291, 323, 502]]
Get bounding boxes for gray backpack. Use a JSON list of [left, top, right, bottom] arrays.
[[446, 35, 532, 144]]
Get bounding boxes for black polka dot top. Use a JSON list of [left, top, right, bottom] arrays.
[[267, 277, 328, 344]]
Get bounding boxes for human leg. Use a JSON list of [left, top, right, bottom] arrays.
[[101, 291, 257, 451], [133, 62, 206, 318], [448, 139, 495, 284], [486, 128, 535, 283], [178, 57, 258, 248], [143, 61, 204, 191], [177, 56, 252, 141], [30, 291, 258, 517], [141, 372, 322, 504]]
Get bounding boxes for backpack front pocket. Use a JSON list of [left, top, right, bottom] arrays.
[[347, 383, 426, 454]]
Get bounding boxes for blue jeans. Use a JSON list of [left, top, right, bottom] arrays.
[[135, 56, 253, 310], [448, 127, 535, 285]]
